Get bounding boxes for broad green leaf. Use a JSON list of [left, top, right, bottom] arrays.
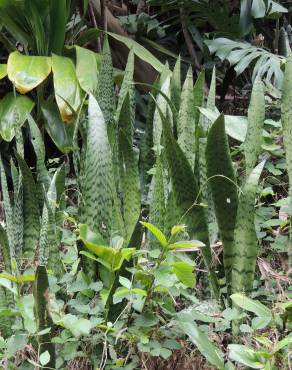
[[177, 66, 196, 168], [59, 314, 93, 338], [75, 46, 100, 93], [41, 101, 74, 153], [0, 64, 7, 79], [80, 94, 114, 239], [232, 161, 265, 294], [7, 52, 51, 94], [281, 54, 292, 265], [140, 222, 167, 247], [202, 67, 216, 132], [0, 273, 35, 283], [245, 77, 265, 176], [172, 261, 195, 288], [0, 93, 34, 142], [179, 318, 225, 369], [251, 0, 266, 18], [274, 336, 292, 352], [107, 31, 164, 72], [230, 294, 272, 318], [206, 114, 238, 294], [52, 54, 84, 122], [228, 344, 265, 369], [199, 107, 248, 142], [170, 56, 181, 121]]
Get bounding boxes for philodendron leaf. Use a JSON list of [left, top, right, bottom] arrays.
[[0, 93, 34, 142], [7, 51, 51, 94], [244, 77, 265, 176], [41, 101, 74, 153], [199, 108, 248, 142], [0, 64, 7, 79], [75, 46, 100, 93], [52, 54, 84, 122], [228, 344, 265, 369], [178, 317, 225, 369]]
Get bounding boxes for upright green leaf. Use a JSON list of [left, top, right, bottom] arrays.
[[52, 54, 84, 122], [27, 114, 50, 190], [232, 160, 265, 295], [177, 66, 196, 168], [202, 67, 216, 132], [80, 94, 114, 240], [157, 106, 220, 300], [96, 37, 115, 126], [0, 64, 7, 79], [15, 152, 40, 258], [281, 55, 292, 264], [170, 56, 181, 133], [48, 0, 67, 54], [206, 115, 238, 294], [118, 94, 140, 242], [244, 77, 265, 176]]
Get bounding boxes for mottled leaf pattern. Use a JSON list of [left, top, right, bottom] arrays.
[[232, 161, 265, 294], [80, 94, 114, 240], [177, 66, 196, 168], [206, 115, 238, 295], [118, 94, 140, 242], [15, 152, 40, 258], [281, 54, 292, 264], [244, 77, 265, 176]]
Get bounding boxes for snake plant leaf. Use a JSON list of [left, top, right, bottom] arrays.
[[232, 160, 265, 295], [199, 138, 218, 245], [206, 114, 238, 294], [244, 77, 265, 176], [0, 160, 16, 257], [0, 93, 34, 142], [153, 73, 171, 150], [193, 70, 205, 127], [7, 52, 51, 94], [107, 31, 164, 72], [117, 48, 135, 132], [170, 56, 181, 114], [96, 36, 115, 126], [75, 46, 100, 94], [81, 94, 114, 240], [0, 64, 7, 79], [149, 156, 165, 247], [177, 66, 196, 168], [202, 67, 216, 133], [157, 106, 220, 300], [15, 152, 40, 258], [118, 93, 140, 242], [281, 54, 292, 264], [52, 54, 84, 122], [228, 344, 265, 369], [0, 224, 11, 273], [41, 101, 74, 154], [27, 114, 50, 191]]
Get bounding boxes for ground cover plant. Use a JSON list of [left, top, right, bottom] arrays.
[[0, 1, 291, 369]]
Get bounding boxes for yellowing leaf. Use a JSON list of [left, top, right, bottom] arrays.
[[0, 64, 7, 79], [75, 46, 100, 93], [52, 54, 84, 122], [7, 51, 51, 93]]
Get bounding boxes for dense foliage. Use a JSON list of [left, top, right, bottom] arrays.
[[0, 1, 290, 369]]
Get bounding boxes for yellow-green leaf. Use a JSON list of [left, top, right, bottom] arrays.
[[52, 54, 84, 122], [0, 64, 7, 79], [75, 46, 101, 93], [7, 51, 51, 93]]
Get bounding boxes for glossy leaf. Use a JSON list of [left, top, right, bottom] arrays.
[[7, 51, 51, 94], [52, 54, 84, 122], [0, 93, 34, 142], [75, 46, 100, 93]]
